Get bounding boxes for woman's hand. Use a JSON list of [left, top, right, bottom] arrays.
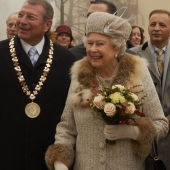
[[54, 161, 68, 170], [104, 124, 140, 140]]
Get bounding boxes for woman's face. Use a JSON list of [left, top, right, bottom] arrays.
[[56, 33, 71, 48], [129, 27, 142, 46], [86, 33, 118, 70]]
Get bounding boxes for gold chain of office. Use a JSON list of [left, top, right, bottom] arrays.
[[9, 37, 54, 118]]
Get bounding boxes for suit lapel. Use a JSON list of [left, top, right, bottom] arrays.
[[35, 36, 51, 67], [14, 36, 33, 69], [162, 41, 170, 96], [13, 35, 55, 69], [138, 48, 160, 81]]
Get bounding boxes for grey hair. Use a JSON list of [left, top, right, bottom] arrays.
[[83, 34, 126, 58], [110, 35, 126, 57], [149, 9, 170, 19], [6, 12, 18, 25], [25, 0, 54, 20]]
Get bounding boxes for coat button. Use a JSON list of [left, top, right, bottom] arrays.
[[99, 142, 105, 149], [99, 157, 106, 164]]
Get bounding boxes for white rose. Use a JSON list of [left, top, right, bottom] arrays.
[[125, 102, 136, 114], [112, 84, 125, 92], [93, 94, 105, 109], [104, 103, 116, 117], [130, 93, 139, 101]]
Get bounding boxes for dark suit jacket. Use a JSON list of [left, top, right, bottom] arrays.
[[69, 43, 136, 59], [0, 35, 76, 170]]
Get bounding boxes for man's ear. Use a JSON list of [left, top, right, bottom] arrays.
[[44, 19, 52, 33]]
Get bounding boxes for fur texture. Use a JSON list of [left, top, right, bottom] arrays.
[[70, 53, 148, 107], [133, 117, 156, 156], [45, 53, 168, 170], [45, 144, 74, 170], [69, 53, 156, 156]]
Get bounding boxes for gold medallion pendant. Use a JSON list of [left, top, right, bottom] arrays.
[[9, 37, 54, 119], [25, 102, 41, 118]]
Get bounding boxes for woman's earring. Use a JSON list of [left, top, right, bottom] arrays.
[[115, 54, 117, 58]]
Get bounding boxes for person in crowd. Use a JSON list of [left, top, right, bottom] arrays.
[[47, 30, 58, 43], [45, 12, 168, 170], [54, 24, 74, 49], [130, 9, 170, 169], [69, 0, 136, 60], [126, 25, 145, 48], [0, 0, 76, 170], [6, 12, 18, 39]]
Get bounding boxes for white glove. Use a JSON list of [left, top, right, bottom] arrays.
[[104, 124, 140, 140], [54, 161, 68, 170]]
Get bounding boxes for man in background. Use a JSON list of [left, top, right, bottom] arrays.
[[6, 12, 18, 38], [130, 9, 170, 169], [69, 1, 117, 59], [69, 0, 135, 59]]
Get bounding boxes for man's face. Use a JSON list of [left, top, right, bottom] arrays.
[[6, 15, 18, 39], [17, 2, 52, 46], [148, 13, 170, 47], [85, 4, 108, 30]]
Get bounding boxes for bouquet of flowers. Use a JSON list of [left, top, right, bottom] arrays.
[[90, 84, 145, 144]]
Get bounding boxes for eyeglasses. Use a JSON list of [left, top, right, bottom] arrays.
[[18, 12, 39, 21]]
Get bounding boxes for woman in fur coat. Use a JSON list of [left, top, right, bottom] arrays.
[[45, 12, 169, 170]]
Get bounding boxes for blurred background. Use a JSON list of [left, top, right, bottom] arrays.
[[0, 0, 169, 45]]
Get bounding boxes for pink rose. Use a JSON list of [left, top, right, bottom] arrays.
[[125, 102, 136, 114], [93, 95, 105, 109], [104, 103, 116, 117]]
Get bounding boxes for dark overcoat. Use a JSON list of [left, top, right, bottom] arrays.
[[0, 35, 76, 170]]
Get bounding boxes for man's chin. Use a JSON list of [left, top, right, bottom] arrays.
[[18, 33, 27, 40], [151, 37, 162, 41], [8, 35, 14, 39]]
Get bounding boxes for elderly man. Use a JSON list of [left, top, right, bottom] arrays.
[[0, 0, 76, 169], [6, 12, 18, 38]]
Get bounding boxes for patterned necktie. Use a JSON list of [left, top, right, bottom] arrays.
[[28, 47, 37, 66], [156, 49, 164, 75]]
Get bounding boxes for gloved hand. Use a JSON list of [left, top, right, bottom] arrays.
[[104, 124, 140, 140], [54, 161, 68, 170]]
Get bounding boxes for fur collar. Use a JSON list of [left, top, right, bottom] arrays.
[[70, 53, 148, 106]]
